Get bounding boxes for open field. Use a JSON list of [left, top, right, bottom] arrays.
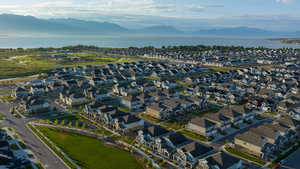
[[36, 126, 143, 169], [0, 51, 138, 79]]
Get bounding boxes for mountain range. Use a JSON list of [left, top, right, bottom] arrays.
[[0, 14, 299, 37]]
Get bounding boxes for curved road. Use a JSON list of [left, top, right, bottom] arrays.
[[0, 103, 69, 169]]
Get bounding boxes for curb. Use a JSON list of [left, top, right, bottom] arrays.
[[26, 123, 72, 169]]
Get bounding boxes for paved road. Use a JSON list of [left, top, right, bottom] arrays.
[[0, 103, 69, 169], [279, 149, 300, 169]]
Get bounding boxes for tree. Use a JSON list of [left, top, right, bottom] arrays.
[[81, 123, 86, 129], [54, 120, 59, 125], [75, 121, 80, 128], [61, 120, 66, 126], [45, 119, 51, 124], [68, 121, 73, 128]]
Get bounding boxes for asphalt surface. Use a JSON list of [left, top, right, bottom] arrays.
[[279, 150, 300, 169], [0, 102, 69, 169]]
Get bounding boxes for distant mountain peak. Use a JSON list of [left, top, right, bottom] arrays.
[[141, 25, 183, 34]]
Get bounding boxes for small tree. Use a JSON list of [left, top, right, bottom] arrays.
[[54, 120, 59, 125], [81, 123, 86, 129], [75, 120, 80, 128], [61, 120, 66, 126], [45, 119, 51, 124], [68, 121, 73, 128]]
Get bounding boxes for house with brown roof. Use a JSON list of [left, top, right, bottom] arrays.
[[120, 95, 143, 110], [137, 125, 170, 149], [234, 122, 296, 159], [186, 117, 217, 137], [172, 142, 213, 168], [196, 152, 244, 169], [235, 130, 273, 159], [204, 112, 231, 131], [218, 106, 244, 126], [156, 132, 191, 158], [145, 103, 172, 120], [60, 91, 89, 106], [113, 114, 144, 131]]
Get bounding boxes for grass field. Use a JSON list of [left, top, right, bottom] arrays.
[[0, 52, 138, 79], [36, 126, 143, 169]]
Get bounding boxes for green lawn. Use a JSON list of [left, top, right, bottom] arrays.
[[264, 111, 278, 115], [53, 114, 80, 121], [179, 129, 210, 142], [190, 107, 220, 116], [209, 67, 230, 72], [225, 146, 266, 166], [10, 144, 20, 150], [139, 113, 161, 123], [118, 106, 131, 112], [37, 126, 143, 169], [0, 52, 137, 79], [161, 120, 184, 130], [144, 76, 160, 81], [27, 124, 76, 168], [0, 95, 16, 101], [0, 113, 5, 120]]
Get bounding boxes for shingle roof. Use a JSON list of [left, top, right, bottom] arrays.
[[143, 125, 169, 137], [179, 142, 213, 158], [164, 133, 190, 147], [205, 152, 241, 168], [189, 117, 216, 128]]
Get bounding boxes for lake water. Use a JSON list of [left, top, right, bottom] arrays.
[[0, 36, 299, 49]]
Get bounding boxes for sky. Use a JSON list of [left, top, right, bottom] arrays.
[[0, 0, 300, 31]]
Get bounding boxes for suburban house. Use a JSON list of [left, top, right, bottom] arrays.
[[204, 112, 231, 131], [14, 87, 29, 98], [196, 152, 244, 169], [158, 132, 191, 158], [84, 88, 112, 101], [234, 122, 297, 159], [186, 117, 217, 137], [172, 142, 213, 168], [137, 125, 170, 148], [60, 91, 89, 106], [113, 114, 144, 131], [120, 95, 143, 110], [30, 85, 47, 95], [22, 98, 51, 114]]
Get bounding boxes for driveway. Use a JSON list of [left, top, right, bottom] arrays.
[[0, 103, 69, 169]]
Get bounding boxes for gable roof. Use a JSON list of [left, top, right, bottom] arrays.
[[205, 152, 241, 168], [164, 132, 190, 147], [143, 125, 169, 137], [189, 117, 216, 128], [179, 142, 213, 158]]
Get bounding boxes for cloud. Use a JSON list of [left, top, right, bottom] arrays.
[[0, 0, 221, 18], [276, 0, 292, 3]]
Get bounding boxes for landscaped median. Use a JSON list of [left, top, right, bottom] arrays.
[[0, 112, 5, 120], [224, 145, 266, 166], [139, 113, 161, 123], [27, 124, 144, 169], [179, 129, 210, 142], [27, 124, 77, 169]]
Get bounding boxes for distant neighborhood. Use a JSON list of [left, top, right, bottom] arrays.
[[1, 45, 300, 169]]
